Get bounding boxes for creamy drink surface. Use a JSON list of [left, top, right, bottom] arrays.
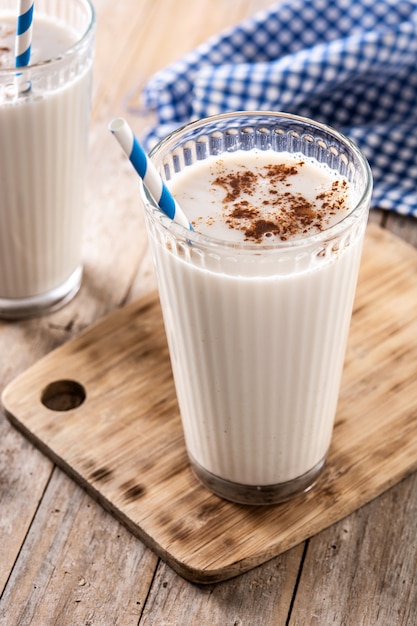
[[168, 150, 353, 242], [0, 14, 78, 67], [147, 148, 366, 488], [0, 9, 93, 304]]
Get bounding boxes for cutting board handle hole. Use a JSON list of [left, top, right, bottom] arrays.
[[41, 380, 86, 412]]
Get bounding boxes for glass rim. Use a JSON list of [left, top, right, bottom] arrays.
[[0, 0, 95, 77], [146, 111, 373, 252]]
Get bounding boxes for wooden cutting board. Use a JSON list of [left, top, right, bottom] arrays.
[[3, 222, 417, 584]]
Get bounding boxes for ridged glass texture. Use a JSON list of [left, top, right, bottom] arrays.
[[143, 112, 372, 504], [0, 0, 95, 318]]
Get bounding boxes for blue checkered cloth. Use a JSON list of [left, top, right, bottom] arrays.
[[141, 0, 417, 216]]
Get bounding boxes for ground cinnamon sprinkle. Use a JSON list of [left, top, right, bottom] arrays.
[[213, 170, 258, 202], [264, 163, 299, 181], [210, 159, 349, 242]]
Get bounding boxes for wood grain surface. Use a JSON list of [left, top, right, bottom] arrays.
[[1, 0, 417, 623], [3, 223, 417, 583]]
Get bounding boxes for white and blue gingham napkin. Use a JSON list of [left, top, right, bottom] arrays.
[[141, 0, 417, 216]]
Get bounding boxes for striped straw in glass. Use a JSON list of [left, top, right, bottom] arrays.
[[15, 0, 34, 68], [109, 118, 192, 230]]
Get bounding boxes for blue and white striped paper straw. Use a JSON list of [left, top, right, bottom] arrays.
[[109, 118, 192, 230], [15, 0, 34, 68]]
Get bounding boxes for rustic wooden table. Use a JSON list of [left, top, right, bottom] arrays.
[[1, 1, 417, 624]]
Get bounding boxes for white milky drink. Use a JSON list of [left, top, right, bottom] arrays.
[[143, 112, 372, 505], [0, 0, 95, 318]]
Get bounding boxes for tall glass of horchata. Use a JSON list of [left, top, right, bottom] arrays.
[[0, 0, 95, 318], [141, 111, 372, 505]]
